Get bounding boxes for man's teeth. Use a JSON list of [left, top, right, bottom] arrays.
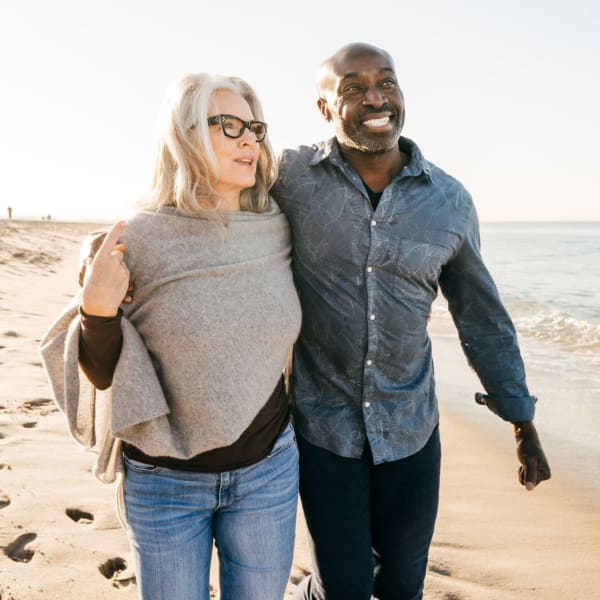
[[363, 117, 390, 127]]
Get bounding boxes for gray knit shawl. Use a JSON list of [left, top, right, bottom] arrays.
[[40, 202, 302, 482]]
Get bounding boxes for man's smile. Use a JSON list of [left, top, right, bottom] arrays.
[[361, 115, 392, 130]]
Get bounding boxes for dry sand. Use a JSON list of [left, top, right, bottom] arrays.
[[1, 218, 598, 599]]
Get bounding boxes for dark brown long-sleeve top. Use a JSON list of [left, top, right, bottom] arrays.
[[78, 308, 289, 472]]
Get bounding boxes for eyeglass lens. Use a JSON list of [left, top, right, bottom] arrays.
[[221, 115, 266, 141]]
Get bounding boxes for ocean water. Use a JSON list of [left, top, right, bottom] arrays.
[[479, 222, 600, 387], [433, 222, 600, 478]]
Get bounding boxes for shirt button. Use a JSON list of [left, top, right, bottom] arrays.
[[369, 314, 376, 320], [367, 266, 373, 273], [366, 359, 373, 366], [371, 220, 377, 226], [364, 402, 371, 408]]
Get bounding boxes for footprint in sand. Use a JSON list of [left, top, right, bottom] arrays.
[[429, 561, 452, 577], [2, 331, 20, 338], [21, 421, 38, 429], [24, 398, 53, 408], [0, 492, 10, 508], [65, 508, 94, 525], [98, 557, 136, 588], [22, 398, 57, 416], [0, 463, 12, 470], [3, 532, 37, 563], [0, 586, 17, 600]]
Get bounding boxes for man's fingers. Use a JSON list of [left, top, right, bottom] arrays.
[[123, 278, 135, 304], [78, 257, 93, 287], [519, 456, 551, 491], [514, 422, 551, 492], [518, 465, 535, 490], [525, 457, 539, 488], [537, 461, 551, 483], [82, 257, 92, 278]]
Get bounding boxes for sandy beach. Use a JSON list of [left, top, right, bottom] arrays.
[[1, 219, 599, 599]]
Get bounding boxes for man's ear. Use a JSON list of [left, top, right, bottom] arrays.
[[317, 97, 332, 122]]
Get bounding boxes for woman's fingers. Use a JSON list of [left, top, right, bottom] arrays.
[[95, 221, 127, 260], [81, 221, 131, 316]]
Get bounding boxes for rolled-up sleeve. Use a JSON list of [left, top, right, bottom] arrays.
[[439, 201, 536, 422]]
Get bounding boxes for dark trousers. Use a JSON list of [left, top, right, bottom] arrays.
[[293, 426, 441, 600]]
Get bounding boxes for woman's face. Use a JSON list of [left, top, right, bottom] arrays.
[[207, 90, 261, 209]]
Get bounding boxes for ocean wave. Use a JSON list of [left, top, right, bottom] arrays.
[[432, 299, 600, 354], [511, 307, 600, 353]]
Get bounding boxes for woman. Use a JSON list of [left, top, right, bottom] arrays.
[[41, 74, 302, 600]]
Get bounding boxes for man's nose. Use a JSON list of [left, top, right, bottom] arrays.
[[362, 86, 385, 108]]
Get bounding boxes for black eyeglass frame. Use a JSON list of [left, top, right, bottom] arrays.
[[206, 114, 268, 142]]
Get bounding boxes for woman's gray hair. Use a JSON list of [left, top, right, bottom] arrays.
[[141, 73, 276, 218]]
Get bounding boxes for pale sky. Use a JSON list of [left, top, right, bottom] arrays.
[[1, 0, 599, 222]]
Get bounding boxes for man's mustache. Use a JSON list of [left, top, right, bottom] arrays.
[[359, 106, 400, 120]]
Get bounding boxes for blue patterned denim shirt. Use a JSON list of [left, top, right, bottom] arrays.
[[273, 137, 536, 464]]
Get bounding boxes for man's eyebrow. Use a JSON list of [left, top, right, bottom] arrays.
[[339, 67, 396, 82]]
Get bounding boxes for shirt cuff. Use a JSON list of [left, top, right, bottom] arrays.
[[475, 392, 536, 422], [79, 306, 122, 330]]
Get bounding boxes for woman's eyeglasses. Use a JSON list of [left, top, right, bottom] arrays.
[[206, 114, 268, 142]]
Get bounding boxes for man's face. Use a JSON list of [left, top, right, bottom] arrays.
[[319, 48, 405, 154]]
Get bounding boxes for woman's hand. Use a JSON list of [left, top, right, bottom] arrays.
[[81, 221, 131, 317]]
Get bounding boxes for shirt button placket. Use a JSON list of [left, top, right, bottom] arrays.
[[364, 217, 378, 430]]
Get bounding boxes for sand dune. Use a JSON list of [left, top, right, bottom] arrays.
[[1, 218, 598, 599]]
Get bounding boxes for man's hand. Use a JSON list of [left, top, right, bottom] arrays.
[[80, 221, 132, 317], [79, 227, 134, 305], [512, 421, 551, 491]]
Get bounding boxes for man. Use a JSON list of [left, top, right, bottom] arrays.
[[273, 43, 550, 600]]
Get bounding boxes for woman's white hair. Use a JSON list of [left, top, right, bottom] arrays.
[[141, 73, 276, 218]]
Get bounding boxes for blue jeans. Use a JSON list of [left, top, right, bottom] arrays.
[[123, 423, 299, 600], [294, 426, 441, 600]]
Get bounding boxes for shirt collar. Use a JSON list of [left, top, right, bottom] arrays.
[[309, 136, 432, 182]]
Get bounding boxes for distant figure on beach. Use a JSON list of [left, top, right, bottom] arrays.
[[41, 73, 301, 600], [273, 42, 551, 600], [7, 206, 12, 219]]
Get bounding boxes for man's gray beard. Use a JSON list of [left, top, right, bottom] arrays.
[[339, 127, 401, 154]]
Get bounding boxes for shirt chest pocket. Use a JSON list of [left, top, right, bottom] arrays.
[[393, 238, 456, 291]]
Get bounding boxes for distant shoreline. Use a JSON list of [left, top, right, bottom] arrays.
[[2, 216, 599, 226], [0, 216, 111, 225]]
